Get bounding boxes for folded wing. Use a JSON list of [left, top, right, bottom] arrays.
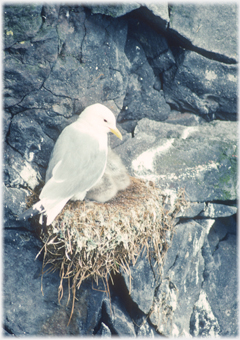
[[39, 125, 107, 225]]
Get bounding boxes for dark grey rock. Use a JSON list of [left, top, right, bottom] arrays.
[[103, 298, 136, 336], [149, 278, 179, 335], [4, 20, 58, 108], [56, 6, 86, 58], [20, 88, 75, 118], [3, 329, 14, 336], [151, 49, 176, 76], [199, 202, 237, 218], [7, 108, 74, 160], [122, 250, 157, 314], [201, 216, 237, 254], [74, 279, 106, 336], [96, 322, 111, 337], [6, 111, 54, 168], [41, 5, 60, 27], [11, 26, 58, 65], [136, 320, 159, 337], [176, 202, 205, 218], [117, 36, 171, 132], [148, 214, 238, 337], [150, 220, 207, 336], [116, 16, 172, 132], [169, 4, 238, 63], [4, 54, 51, 107], [164, 110, 205, 126], [4, 5, 43, 48], [3, 111, 11, 141], [125, 15, 174, 83], [190, 216, 238, 336], [163, 50, 237, 120], [201, 231, 238, 336], [44, 11, 129, 112], [144, 4, 169, 28], [4, 143, 41, 189], [4, 228, 107, 336], [196, 219, 217, 235], [4, 228, 62, 336], [107, 273, 160, 336], [190, 289, 220, 336], [128, 17, 169, 62], [3, 185, 29, 227], [88, 3, 170, 30], [86, 4, 140, 17]]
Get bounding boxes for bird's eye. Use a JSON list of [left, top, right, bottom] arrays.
[[104, 119, 107, 123]]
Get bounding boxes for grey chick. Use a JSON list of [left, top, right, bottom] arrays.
[[86, 147, 130, 202]]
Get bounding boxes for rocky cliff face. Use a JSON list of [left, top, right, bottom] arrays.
[[3, 4, 238, 336]]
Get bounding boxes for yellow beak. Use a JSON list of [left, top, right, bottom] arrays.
[[110, 127, 122, 140]]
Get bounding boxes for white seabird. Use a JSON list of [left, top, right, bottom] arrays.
[[19, 103, 122, 226]]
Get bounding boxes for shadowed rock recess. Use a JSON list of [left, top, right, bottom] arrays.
[[3, 4, 238, 337]]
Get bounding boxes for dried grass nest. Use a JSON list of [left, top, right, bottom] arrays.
[[29, 177, 187, 321]]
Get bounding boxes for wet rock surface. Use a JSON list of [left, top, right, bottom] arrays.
[[3, 4, 238, 337]]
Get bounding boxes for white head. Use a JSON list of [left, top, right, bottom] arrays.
[[79, 103, 122, 139]]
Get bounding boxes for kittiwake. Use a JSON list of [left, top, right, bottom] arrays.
[[19, 103, 122, 226]]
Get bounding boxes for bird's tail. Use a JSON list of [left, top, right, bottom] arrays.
[[18, 201, 45, 222]]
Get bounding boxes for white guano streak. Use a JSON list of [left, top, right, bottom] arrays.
[[132, 125, 199, 175], [132, 138, 175, 173]]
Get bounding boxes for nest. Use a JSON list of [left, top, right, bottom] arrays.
[[29, 177, 187, 323]]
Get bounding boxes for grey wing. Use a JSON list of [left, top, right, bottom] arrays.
[[40, 126, 107, 202]]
